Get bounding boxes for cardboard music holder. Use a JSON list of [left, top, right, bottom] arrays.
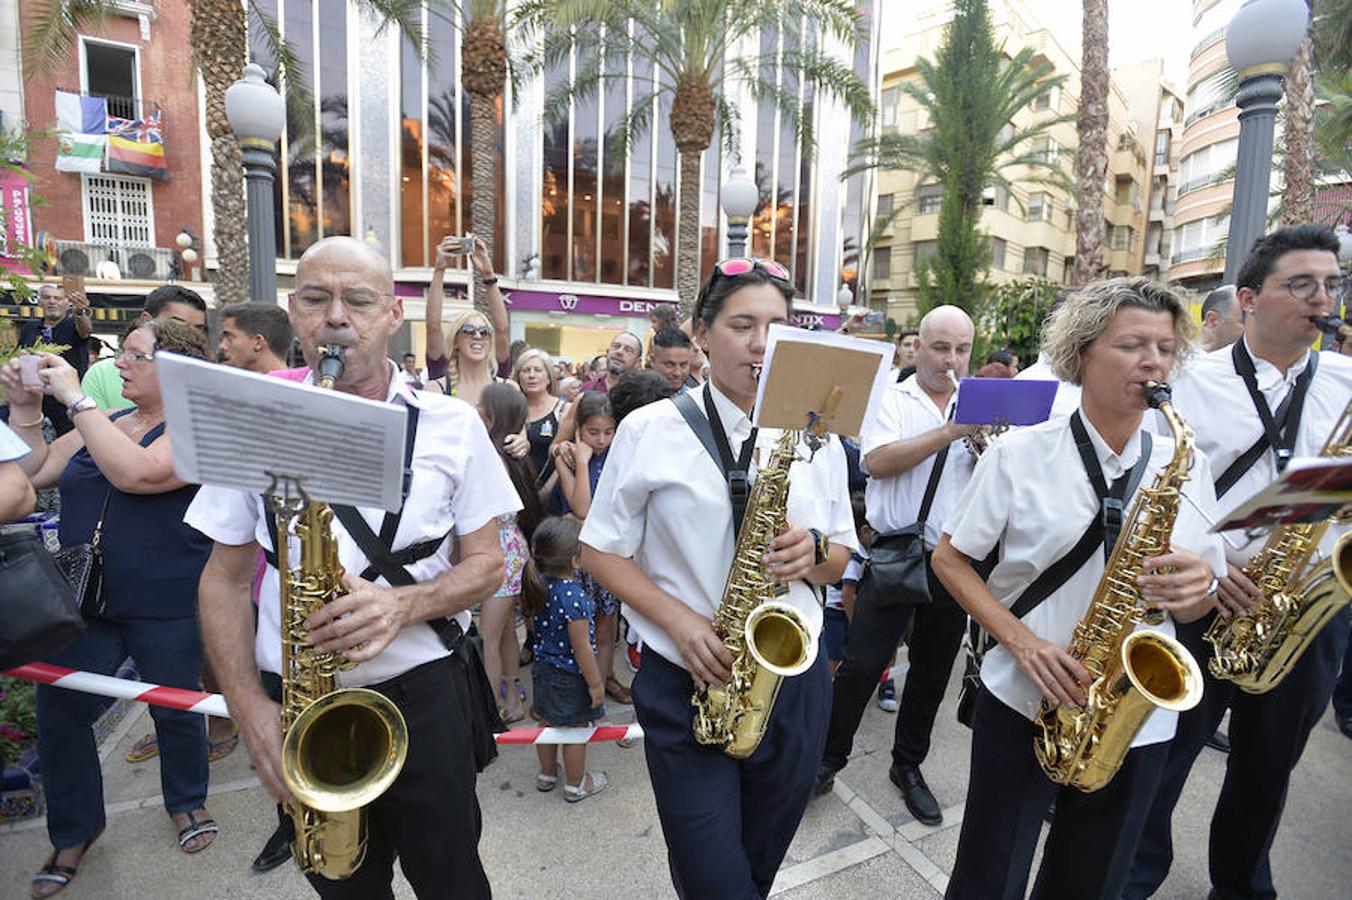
[[753, 324, 893, 435]]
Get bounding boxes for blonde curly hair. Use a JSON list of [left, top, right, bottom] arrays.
[[1040, 277, 1197, 386]]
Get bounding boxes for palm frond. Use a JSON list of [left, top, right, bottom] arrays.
[[247, 1, 314, 145], [24, 0, 112, 74]]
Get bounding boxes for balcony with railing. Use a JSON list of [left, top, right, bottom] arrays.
[[54, 240, 182, 282], [56, 88, 159, 125]]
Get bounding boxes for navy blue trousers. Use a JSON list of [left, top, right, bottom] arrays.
[[945, 688, 1168, 900], [632, 645, 831, 900], [36, 616, 207, 849], [1332, 627, 1352, 720], [1124, 606, 1351, 900], [822, 561, 967, 773]]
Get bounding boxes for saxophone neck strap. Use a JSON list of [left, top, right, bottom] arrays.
[[1215, 341, 1319, 497], [672, 384, 759, 536], [1069, 410, 1153, 562]]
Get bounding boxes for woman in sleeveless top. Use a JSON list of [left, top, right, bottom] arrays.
[[514, 347, 566, 483], [2, 320, 219, 897]]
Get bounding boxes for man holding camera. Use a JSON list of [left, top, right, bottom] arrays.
[[18, 283, 92, 434]]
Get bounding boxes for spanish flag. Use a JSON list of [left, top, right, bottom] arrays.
[[106, 111, 169, 181]]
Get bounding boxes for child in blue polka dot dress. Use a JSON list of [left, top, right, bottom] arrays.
[[520, 516, 610, 802]]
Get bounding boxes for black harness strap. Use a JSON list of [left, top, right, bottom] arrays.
[[1216, 342, 1319, 498], [980, 415, 1152, 653], [672, 384, 759, 536]]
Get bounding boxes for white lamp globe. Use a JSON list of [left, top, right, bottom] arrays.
[[1225, 0, 1310, 74], [721, 166, 759, 220], [225, 63, 286, 144], [180, 248, 199, 265]]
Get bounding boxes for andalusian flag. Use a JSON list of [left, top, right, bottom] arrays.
[[106, 110, 168, 181], [55, 133, 106, 173]]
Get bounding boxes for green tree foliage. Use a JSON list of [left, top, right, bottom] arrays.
[[976, 277, 1060, 366], [846, 0, 1070, 316]]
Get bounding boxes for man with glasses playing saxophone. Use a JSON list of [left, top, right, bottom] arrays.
[[189, 236, 520, 899], [1125, 224, 1352, 900]]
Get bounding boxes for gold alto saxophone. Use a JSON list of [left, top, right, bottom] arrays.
[[1205, 401, 1352, 693], [1034, 382, 1205, 792], [267, 344, 409, 878], [691, 396, 837, 759]]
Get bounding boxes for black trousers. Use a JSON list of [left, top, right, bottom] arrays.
[[632, 645, 832, 900], [821, 560, 967, 772], [945, 688, 1168, 900], [303, 656, 491, 900], [1124, 606, 1351, 900]]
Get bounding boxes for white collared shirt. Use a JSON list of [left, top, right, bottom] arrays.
[[943, 411, 1227, 746], [1015, 353, 1082, 423], [579, 382, 859, 670], [184, 361, 521, 686], [860, 375, 975, 545], [1160, 337, 1352, 567]]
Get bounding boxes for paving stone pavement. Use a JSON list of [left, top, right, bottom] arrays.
[[3, 656, 1350, 899]]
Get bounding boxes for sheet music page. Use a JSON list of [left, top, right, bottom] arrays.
[[156, 353, 407, 512]]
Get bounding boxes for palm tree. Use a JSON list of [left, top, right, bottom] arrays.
[[461, 1, 511, 311], [27, 1, 427, 306], [518, 1, 873, 317], [1282, 1, 1316, 225], [844, 0, 1071, 314], [1072, 0, 1109, 286]]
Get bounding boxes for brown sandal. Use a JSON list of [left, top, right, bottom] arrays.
[[604, 676, 632, 705]]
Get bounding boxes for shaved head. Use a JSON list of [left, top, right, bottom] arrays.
[[296, 235, 393, 290], [918, 305, 974, 343]]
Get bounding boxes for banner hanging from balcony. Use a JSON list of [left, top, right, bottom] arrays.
[[106, 110, 168, 181], [53, 90, 108, 174]]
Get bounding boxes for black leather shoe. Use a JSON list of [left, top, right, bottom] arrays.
[[1204, 729, 1231, 753], [252, 825, 292, 874], [890, 763, 942, 826], [1338, 714, 1352, 740], [813, 764, 836, 796]]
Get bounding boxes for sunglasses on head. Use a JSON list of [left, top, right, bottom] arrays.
[[714, 257, 791, 282], [459, 325, 492, 339]]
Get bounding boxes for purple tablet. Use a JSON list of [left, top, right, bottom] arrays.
[[953, 378, 1057, 426]]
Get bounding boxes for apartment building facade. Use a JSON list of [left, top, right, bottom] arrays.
[[868, 0, 1150, 321]]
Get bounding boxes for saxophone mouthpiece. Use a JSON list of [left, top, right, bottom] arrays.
[[1142, 380, 1172, 409], [1309, 315, 1351, 341], [317, 344, 346, 389]]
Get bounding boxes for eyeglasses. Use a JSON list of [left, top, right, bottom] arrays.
[[116, 349, 156, 364], [1275, 275, 1346, 302], [714, 257, 791, 282], [458, 325, 492, 339]]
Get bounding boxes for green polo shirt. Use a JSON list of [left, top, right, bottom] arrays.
[[81, 357, 133, 411]]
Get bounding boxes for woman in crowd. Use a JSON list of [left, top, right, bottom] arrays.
[[515, 347, 566, 485], [578, 258, 857, 897], [2, 320, 217, 898], [425, 234, 510, 399], [931, 278, 1224, 899], [477, 383, 544, 723]]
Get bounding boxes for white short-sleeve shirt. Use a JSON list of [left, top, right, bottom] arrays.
[[184, 363, 522, 686], [580, 382, 860, 670], [0, 422, 29, 462], [1015, 354, 1082, 423], [943, 411, 1227, 746], [1157, 339, 1352, 568], [860, 375, 975, 544]]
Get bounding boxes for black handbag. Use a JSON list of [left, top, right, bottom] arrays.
[[859, 444, 949, 606], [53, 490, 110, 619], [0, 529, 86, 669]]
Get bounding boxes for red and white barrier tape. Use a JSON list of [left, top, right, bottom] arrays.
[[2, 662, 644, 745]]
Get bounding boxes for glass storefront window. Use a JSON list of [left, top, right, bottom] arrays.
[[542, 57, 570, 280], [285, 0, 317, 258], [600, 42, 627, 285], [652, 94, 676, 289], [572, 39, 600, 282], [427, 20, 459, 269], [627, 57, 653, 287], [400, 31, 425, 267], [318, 0, 349, 240]]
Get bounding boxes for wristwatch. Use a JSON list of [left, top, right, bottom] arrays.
[[482, 276, 499, 286], [67, 395, 98, 419], [808, 528, 830, 567]]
